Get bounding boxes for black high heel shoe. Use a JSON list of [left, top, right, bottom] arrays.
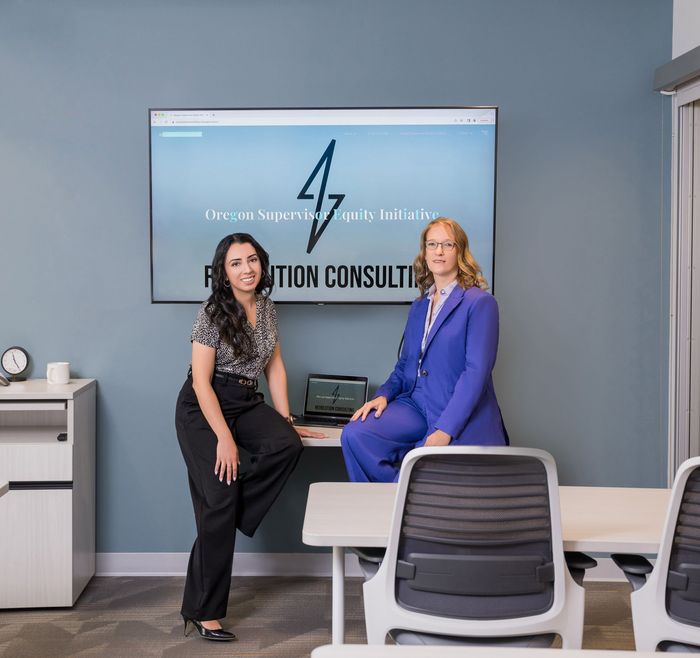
[[182, 615, 237, 641]]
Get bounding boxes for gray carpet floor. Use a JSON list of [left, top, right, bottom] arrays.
[[0, 578, 634, 658]]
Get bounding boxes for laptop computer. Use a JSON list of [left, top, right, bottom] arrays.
[[293, 374, 368, 427]]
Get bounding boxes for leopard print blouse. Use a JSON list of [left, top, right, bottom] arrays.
[[190, 295, 278, 379]]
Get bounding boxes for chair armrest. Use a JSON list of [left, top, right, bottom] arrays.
[[611, 553, 653, 591], [564, 551, 598, 586]]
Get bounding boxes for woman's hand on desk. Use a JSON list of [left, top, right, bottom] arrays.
[[295, 426, 328, 439], [351, 396, 388, 422]]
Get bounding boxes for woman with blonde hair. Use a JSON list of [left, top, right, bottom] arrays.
[[341, 217, 508, 482]]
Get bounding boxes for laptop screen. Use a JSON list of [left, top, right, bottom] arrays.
[[304, 375, 368, 418]]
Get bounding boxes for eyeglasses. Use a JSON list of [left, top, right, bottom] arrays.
[[425, 240, 457, 252]]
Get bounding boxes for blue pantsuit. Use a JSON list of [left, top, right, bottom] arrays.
[[342, 285, 508, 483]]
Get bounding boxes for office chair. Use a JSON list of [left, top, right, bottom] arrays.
[[359, 446, 595, 647], [612, 456, 700, 652]]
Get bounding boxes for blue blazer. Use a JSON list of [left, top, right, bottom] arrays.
[[374, 285, 508, 446]]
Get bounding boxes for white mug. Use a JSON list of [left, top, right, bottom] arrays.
[[47, 362, 70, 385]]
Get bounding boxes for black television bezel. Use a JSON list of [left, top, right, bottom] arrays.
[[148, 106, 499, 305]]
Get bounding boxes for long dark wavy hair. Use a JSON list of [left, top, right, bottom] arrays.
[[205, 233, 273, 356]]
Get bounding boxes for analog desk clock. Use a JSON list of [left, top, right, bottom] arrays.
[[1, 346, 30, 381]]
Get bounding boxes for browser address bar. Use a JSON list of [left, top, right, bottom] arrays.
[[159, 131, 203, 137]]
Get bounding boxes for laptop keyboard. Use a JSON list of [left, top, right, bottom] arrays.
[[293, 415, 350, 427]]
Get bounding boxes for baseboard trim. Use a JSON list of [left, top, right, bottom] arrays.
[[96, 552, 626, 581], [96, 552, 365, 577]]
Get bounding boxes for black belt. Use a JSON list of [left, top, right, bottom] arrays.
[[213, 371, 257, 388], [187, 368, 257, 389]]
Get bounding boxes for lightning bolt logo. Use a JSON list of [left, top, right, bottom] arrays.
[[298, 139, 345, 254], [331, 385, 340, 406]]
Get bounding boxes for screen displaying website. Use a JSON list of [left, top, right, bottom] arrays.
[[150, 108, 497, 303]]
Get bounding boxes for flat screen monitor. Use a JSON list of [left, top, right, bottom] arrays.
[[149, 107, 497, 303], [303, 374, 369, 419]]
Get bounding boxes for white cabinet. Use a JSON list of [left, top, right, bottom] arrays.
[[0, 379, 96, 608]]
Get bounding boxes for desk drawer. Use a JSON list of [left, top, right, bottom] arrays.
[[0, 402, 67, 412], [0, 488, 73, 607], [0, 443, 72, 481], [0, 401, 71, 480]]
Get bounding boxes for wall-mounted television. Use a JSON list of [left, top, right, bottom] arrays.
[[149, 107, 497, 303]]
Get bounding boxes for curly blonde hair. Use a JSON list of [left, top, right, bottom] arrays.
[[413, 217, 488, 295]]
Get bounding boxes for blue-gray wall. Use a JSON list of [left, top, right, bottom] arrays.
[[0, 0, 672, 553]]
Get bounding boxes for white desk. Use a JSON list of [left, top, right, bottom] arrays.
[[303, 483, 671, 644], [298, 425, 342, 447], [312, 646, 695, 657]]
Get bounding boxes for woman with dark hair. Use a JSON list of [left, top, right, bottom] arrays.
[[175, 233, 322, 641], [341, 217, 508, 483]]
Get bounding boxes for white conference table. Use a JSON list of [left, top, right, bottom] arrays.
[[311, 646, 695, 657], [303, 482, 671, 644]]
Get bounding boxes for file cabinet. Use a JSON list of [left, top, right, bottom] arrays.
[[0, 379, 96, 608]]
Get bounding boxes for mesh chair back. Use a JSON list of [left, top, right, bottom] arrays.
[[395, 453, 554, 620], [667, 466, 700, 626]]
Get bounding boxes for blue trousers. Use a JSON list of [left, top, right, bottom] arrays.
[[341, 379, 432, 483]]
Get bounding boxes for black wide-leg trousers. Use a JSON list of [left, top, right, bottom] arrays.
[[175, 375, 303, 621]]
